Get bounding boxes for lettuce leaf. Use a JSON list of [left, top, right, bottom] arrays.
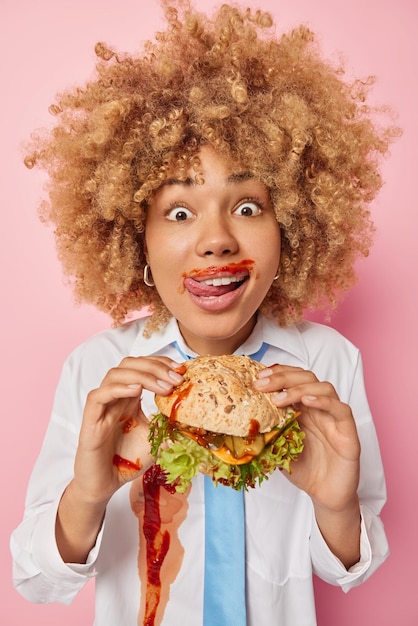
[[148, 413, 305, 492]]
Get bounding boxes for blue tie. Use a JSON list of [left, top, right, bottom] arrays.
[[203, 477, 247, 625], [174, 341, 268, 625]]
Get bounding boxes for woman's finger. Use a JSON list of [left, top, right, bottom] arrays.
[[254, 364, 318, 392], [267, 380, 338, 408], [101, 356, 184, 394]]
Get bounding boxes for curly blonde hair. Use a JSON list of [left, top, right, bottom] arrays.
[[26, 0, 398, 331]]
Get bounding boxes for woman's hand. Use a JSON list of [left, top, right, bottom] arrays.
[[254, 363, 361, 568], [74, 356, 184, 505], [56, 356, 183, 564]]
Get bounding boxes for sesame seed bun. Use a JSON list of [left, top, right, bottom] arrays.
[[155, 354, 292, 437]]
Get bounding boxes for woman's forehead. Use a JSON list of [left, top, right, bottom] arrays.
[[163, 145, 257, 184]]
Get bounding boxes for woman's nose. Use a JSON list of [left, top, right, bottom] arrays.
[[195, 215, 239, 257]]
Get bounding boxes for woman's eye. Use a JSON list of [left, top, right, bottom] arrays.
[[166, 206, 194, 221], [234, 201, 262, 217]]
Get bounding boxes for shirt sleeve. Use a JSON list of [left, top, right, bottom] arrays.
[[10, 491, 101, 604], [10, 349, 103, 604], [310, 350, 389, 590], [310, 502, 389, 591]]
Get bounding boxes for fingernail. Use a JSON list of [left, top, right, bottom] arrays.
[[157, 379, 173, 390], [258, 368, 273, 378], [127, 384, 141, 390], [254, 377, 270, 388], [272, 390, 288, 402], [168, 370, 184, 383]]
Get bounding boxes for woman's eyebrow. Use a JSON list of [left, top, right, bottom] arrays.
[[226, 172, 254, 183], [161, 177, 195, 187], [159, 171, 254, 188]]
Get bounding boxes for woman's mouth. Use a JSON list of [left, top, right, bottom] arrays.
[[182, 262, 253, 311], [184, 273, 248, 297]]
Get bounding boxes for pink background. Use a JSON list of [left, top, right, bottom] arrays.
[[1, 0, 416, 624]]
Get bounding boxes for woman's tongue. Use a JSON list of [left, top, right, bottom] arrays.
[[184, 276, 241, 297]]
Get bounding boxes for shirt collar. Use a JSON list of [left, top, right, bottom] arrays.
[[129, 313, 309, 363], [130, 315, 182, 357], [256, 315, 309, 363]]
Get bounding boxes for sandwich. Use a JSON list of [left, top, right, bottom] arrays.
[[148, 355, 304, 492]]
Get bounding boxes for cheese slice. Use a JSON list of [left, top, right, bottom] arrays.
[[179, 418, 299, 466], [210, 445, 254, 465]]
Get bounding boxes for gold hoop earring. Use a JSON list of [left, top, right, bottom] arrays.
[[273, 269, 280, 281], [143, 264, 155, 287]]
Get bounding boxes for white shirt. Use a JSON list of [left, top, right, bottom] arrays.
[[11, 314, 389, 625]]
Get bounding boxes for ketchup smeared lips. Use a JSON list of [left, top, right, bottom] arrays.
[[182, 260, 254, 312]]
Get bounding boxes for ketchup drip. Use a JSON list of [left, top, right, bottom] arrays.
[[142, 465, 176, 626], [130, 463, 189, 625], [169, 383, 192, 423], [248, 419, 260, 437], [113, 454, 141, 472]]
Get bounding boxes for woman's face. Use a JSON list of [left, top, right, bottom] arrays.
[[145, 145, 281, 355]]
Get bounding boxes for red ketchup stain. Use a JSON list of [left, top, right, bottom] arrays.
[[169, 383, 192, 423], [141, 465, 175, 626], [130, 465, 190, 626], [248, 419, 260, 437], [113, 454, 141, 472], [121, 418, 136, 433], [184, 259, 254, 279]]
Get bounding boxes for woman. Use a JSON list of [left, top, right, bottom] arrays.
[[11, 1, 397, 624]]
